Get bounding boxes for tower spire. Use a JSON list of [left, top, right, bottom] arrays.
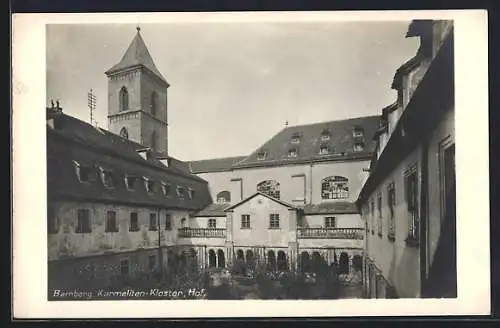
[[136, 25, 141, 32]]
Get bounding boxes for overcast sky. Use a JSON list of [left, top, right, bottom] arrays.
[[46, 22, 419, 161]]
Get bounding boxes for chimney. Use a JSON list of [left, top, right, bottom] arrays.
[[47, 99, 63, 129]]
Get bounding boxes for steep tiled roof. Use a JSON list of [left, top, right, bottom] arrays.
[[189, 156, 247, 173], [192, 203, 232, 217], [303, 202, 359, 215], [188, 116, 380, 173], [233, 115, 380, 168], [47, 112, 211, 210], [105, 28, 168, 85]]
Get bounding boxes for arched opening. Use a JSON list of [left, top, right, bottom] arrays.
[[277, 250, 288, 271], [312, 251, 324, 273], [352, 255, 363, 272], [216, 190, 231, 203], [321, 176, 349, 200], [257, 180, 281, 199], [267, 250, 276, 271], [178, 252, 187, 270], [150, 91, 158, 116], [245, 250, 255, 270], [180, 218, 187, 228], [217, 249, 225, 268], [119, 86, 129, 111], [167, 249, 176, 273], [236, 249, 244, 261], [208, 249, 217, 268], [339, 252, 350, 274], [300, 252, 311, 272], [119, 127, 129, 140]]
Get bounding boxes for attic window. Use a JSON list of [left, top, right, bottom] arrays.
[[125, 175, 138, 190], [257, 150, 268, 160], [73, 161, 94, 183], [288, 148, 298, 158], [353, 127, 364, 138], [320, 129, 331, 142], [188, 188, 195, 200], [291, 132, 301, 144], [161, 182, 171, 197], [99, 167, 114, 188], [319, 146, 329, 155], [176, 186, 185, 199], [354, 142, 365, 152], [143, 177, 155, 193]]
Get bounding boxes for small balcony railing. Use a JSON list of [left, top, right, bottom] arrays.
[[177, 228, 226, 238], [297, 228, 364, 240]]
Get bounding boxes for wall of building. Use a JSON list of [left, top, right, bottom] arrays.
[[302, 213, 363, 229], [364, 147, 422, 298], [190, 216, 227, 229], [47, 201, 191, 261], [230, 194, 294, 248], [195, 159, 370, 206], [425, 106, 455, 272]]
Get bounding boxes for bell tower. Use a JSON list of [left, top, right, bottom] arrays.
[[105, 26, 170, 156]]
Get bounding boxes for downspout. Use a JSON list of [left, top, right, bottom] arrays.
[[158, 208, 163, 277]]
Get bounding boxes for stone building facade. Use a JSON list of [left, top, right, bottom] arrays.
[[357, 20, 455, 298]]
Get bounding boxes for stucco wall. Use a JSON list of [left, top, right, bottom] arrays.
[[364, 147, 422, 298], [302, 213, 363, 229], [230, 194, 293, 247], [47, 201, 191, 261], [195, 159, 371, 206]]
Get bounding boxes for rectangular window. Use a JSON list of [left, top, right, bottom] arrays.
[[149, 255, 156, 272], [144, 178, 155, 193], [319, 146, 329, 155], [405, 166, 419, 243], [76, 209, 91, 233], [387, 183, 396, 241], [161, 182, 170, 197], [241, 214, 251, 229], [208, 218, 217, 228], [165, 213, 172, 230], [354, 142, 365, 152], [129, 212, 139, 231], [176, 186, 185, 199], [100, 168, 114, 188], [353, 128, 364, 138], [149, 213, 158, 231], [269, 213, 280, 229], [257, 151, 268, 160], [125, 176, 138, 190], [120, 259, 129, 277], [324, 216, 336, 228], [105, 210, 118, 232], [377, 192, 383, 237], [288, 148, 298, 158], [188, 188, 195, 200]]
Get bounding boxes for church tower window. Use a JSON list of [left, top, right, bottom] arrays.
[[119, 86, 129, 111], [150, 91, 158, 116], [120, 127, 129, 140]]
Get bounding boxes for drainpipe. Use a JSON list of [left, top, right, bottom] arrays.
[[309, 163, 313, 205], [420, 138, 429, 296], [158, 208, 163, 277]]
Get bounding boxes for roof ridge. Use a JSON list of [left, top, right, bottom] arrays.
[[284, 115, 381, 129]]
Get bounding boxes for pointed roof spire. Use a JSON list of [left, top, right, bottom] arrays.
[[105, 27, 169, 85]]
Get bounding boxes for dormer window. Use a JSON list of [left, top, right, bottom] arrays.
[[188, 188, 195, 200], [291, 132, 301, 144], [288, 148, 298, 158], [176, 186, 185, 199], [125, 175, 138, 190], [143, 177, 155, 193], [161, 182, 171, 197], [319, 146, 329, 155], [257, 150, 268, 160], [320, 129, 331, 142], [73, 161, 94, 183], [354, 142, 365, 152], [99, 167, 114, 188], [353, 127, 364, 138]]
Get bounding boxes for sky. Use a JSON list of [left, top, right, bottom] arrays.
[[46, 22, 419, 161]]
